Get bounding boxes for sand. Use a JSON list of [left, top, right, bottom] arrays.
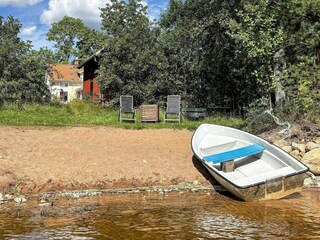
[[0, 126, 211, 195]]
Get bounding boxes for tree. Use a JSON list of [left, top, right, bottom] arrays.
[[47, 16, 103, 63], [0, 16, 56, 103], [0, 16, 31, 80], [98, 0, 163, 105], [158, 0, 195, 104], [228, 0, 285, 109], [225, 0, 320, 119], [22, 48, 59, 102], [159, 0, 249, 110], [77, 28, 107, 61], [0, 15, 31, 102], [280, 0, 320, 117]]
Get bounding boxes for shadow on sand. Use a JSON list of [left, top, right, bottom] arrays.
[[192, 155, 241, 201]]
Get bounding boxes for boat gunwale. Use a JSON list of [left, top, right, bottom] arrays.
[[191, 124, 310, 190], [201, 160, 308, 189]]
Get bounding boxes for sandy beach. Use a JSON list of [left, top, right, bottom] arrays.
[[0, 126, 212, 195]]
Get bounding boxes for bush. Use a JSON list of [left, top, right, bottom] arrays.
[[0, 96, 4, 109], [244, 98, 278, 134]]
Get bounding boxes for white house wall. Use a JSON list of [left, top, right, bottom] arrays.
[[50, 81, 82, 103]]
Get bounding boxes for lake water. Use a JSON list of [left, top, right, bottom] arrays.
[[0, 190, 319, 239]]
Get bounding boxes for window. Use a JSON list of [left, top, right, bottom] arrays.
[[60, 90, 68, 102], [79, 72, 84, 81], [60, 82, 69, 87], [76, 91, 82, 99], [90, 81, 93, 96]]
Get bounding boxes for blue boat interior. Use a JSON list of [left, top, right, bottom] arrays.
[[203, 144, 265, 164]]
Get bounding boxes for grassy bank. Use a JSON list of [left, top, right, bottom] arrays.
[[0, 100, 246, 130]]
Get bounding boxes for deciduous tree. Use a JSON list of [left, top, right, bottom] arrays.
[[47, 16, 105, 63], [0, 16, 56, 103], [98, 0, 163, 105]]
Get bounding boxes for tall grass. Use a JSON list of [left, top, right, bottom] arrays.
[[0, 100, 246, 130]]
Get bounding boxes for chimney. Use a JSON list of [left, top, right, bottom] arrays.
[[73, 58, 79, 66]]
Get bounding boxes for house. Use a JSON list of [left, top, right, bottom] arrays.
[[77, 49, 104, 101], [46, 60, 83, 103]]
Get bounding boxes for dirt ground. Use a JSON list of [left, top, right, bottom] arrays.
[[259, 120, 320, 143], [0, 126, 212, 195]]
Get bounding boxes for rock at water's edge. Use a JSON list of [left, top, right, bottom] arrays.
[[306, 142, 320, 152], [301, 148, 320, 175]]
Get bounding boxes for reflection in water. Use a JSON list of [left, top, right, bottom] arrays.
[[0, 190, 319, 239]]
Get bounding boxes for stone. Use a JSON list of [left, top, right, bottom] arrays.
[[273, 139, 288, 148], [290, 150, 301, 160], [306, 171, 316, 179], [304, 177, 319, 188], [315, 137, 320, 144], [306, 142, 320, 152], [292, 142, 306, 155], [5, 194, 14, 200], [0, 200, 8, 205], [38, 202, 52, 207], [300, 148, 320, 175], [14, 196, 27, 205], [281, 146, 292, 153]]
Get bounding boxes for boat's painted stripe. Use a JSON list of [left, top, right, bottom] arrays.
[[203, 144, 265, 164]]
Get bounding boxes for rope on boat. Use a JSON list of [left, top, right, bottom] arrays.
[[264, 109, 291, 137]]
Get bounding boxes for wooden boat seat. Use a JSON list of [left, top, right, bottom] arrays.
[[203, 144, 265, 164]]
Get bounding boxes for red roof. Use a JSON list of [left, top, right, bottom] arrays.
[[47, 64, 82, 82]]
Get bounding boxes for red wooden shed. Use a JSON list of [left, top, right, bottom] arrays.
[[77, 49, 104, 101]]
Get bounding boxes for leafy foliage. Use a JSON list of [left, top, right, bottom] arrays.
[[1, 0, 319, 123], [0, 16, 53, 103], [280, 0, 320, 118], [77, 28, 107, 61], [228, 0, 285, 109], [243, 98, 278, 134], [158, 0, 261, 113], [47, 16, 105, 63], [98, 0, 163, 105], [227, 0, 320, 118], [94, 0, 319, 119], [47, 16, 85, 63]]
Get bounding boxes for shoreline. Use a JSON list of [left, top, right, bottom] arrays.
[[1, 183, 214, 206], [1, 175, 319, 206], [0, 125, 319, 205]]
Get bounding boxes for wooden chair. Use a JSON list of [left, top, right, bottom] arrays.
[[119, 95, 136, 122], [164, 95, 181, 123]]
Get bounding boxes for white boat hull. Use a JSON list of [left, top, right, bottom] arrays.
[[191, 124, 309, 201]]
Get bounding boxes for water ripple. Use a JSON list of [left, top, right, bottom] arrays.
[[0, 190, 319, 239]]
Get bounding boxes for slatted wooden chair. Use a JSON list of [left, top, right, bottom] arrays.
[[119, 95, 136, 122], [164, 95, 181, 123]]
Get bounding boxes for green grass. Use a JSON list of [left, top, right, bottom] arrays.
[[0, 100, 246, 130]]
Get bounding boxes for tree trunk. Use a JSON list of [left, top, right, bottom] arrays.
[[273, 48, 287, 107]]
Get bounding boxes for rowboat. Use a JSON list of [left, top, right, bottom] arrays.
[[191, 124, 309, 201]]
